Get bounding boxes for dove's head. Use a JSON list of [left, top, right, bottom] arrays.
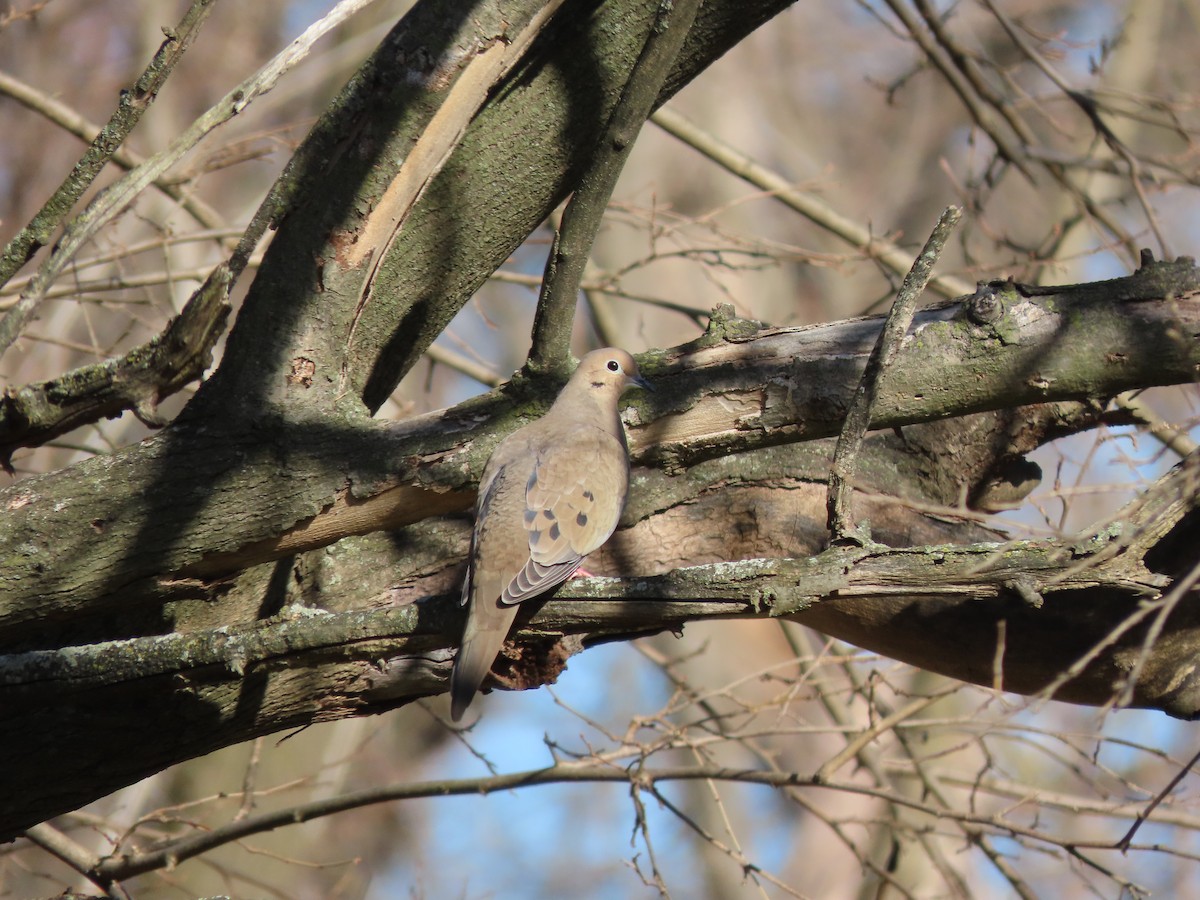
[[573, 348, 653, 397]]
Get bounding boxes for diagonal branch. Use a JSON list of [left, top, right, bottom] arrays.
[[0, 0, 218, 291], [0, 0, 381, 359], [0, 265, 233, 469], [826, 206, 961, 542], [0, 69, 227, 241], [0, 258, 1195, 637], [528, 0, 704, 374], [650, 107, 975, 300]]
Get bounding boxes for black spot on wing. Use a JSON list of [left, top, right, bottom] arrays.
[[576, 512, 588, 527]]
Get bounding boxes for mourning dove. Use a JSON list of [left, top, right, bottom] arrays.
[[450, 348, 651, 721]]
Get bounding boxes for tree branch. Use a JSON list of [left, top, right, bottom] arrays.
[[827, 206, 961, 542], [0, 0, 379, 358], [3, 448, 1196, 838], [0, 0, 219, 290], [85, 755, 1188, 887], [1, 258, 1195, 637], [650, 107, 975, 300], [0, 69, 226, 237], [0, 264, 232, 468], [528, 0, 703, 374]]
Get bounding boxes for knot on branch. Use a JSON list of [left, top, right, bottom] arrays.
[[702, 303, 767, 344], [966, 283, 1005, 325]]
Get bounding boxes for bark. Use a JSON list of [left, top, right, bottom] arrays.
[[0, 0, 1198, 845], [0, 0, 800, 838], [2, 259, 1198, 838]]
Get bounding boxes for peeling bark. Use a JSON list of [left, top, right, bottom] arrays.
[[0, 0, 1198, 848], [2, 264, 1199, 837]]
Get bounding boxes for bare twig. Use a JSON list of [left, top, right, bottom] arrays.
[[0, 264, 232, 468], [884, 0, 1033, 181], [21, 823, 107, 894], [493, 267, 712, 321], [896, 0, 1139, 264], [0, 68, 226, 235], [1115, 392, 1199, 458], [1117, 743, 1200, 852], [826, 205, 962, 543], [426, 344, 503, 388], [0, 0, 219, 290], [813, 691, 951, 783], [84, 754, 1194, 885], [0, 0, 380, 359], [979, 0, 1172, 257], [1115, 558, 1200, 710], [651, 107, 974, 300]]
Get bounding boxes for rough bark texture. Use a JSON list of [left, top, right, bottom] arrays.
[[1, 0, 1198, 845], [3, 259, 1199, 838]]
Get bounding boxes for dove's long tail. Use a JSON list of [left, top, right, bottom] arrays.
[[450, 601, 517, 721]]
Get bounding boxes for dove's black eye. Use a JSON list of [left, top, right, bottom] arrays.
[[607, 359, 620, 372]]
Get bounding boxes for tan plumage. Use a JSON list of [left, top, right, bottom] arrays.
[[450, 348, 651, 721]]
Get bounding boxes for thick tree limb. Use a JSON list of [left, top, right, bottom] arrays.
[[1, 449, 1195, 838], [0, 258, 1195, 639], [0, 259, 1198, 837], [197, 0, 798, 414], [1, 0, 1197, 856]]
